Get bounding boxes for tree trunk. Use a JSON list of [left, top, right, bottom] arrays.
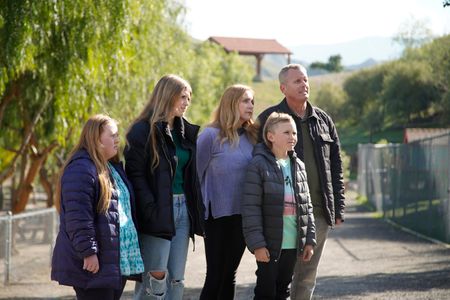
[[0, 94, 52, 185], [12, 141, 58, 214], [40, 165, 55, 208]]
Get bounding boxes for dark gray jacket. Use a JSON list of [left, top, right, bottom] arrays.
[[258, 99, 345, 226], [241, 143, 316, 260]]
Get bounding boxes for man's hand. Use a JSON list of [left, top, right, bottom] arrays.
[[83, 254, 99, 273], [254, 247, 270, 262], [335, 218, 343, 226], [302, 245, 314, 262]]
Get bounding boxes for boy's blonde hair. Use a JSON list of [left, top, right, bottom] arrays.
[[262, 112, 295, 148]]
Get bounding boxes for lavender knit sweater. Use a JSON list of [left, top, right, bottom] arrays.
[[196, 127, 254, 219]]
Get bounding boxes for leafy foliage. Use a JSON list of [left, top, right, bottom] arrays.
[[309, 82, 346, 123], [393, 16, 433, 50], [382, 60, 438, 123], [310, 55, 343, 72], [341, 35, 450, 136], [0, 0, 252, 212]]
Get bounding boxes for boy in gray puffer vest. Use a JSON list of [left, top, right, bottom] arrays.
[[242, 112, 316, 300]]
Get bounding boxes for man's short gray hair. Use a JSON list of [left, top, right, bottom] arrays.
[[278, 64, 308, 84]]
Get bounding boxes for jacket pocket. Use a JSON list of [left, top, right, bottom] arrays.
[[319, 133, 333, 160], [319, 133, 334, 143]]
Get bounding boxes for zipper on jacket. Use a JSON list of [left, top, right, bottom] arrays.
[[308, 120, 332, 226], [274, 161, 285, 262], [291, 157, 304, 258], [157, 125, 177, 235]]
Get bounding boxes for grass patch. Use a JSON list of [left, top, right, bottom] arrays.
[[371, 211, 384, 219], [355, 195, 376, 212], [251, 80, 283, 116], [338, 126, 405, 156]]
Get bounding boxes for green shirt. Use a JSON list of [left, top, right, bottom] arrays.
[[171, 129, 190, 194], [300, 120, 324, 218]]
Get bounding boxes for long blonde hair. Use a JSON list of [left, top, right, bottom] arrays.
[[210, 84, 258, 146], [129, 74, 192, 171], [56, 114, 119, 214]]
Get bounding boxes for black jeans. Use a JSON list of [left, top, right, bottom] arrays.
[[254, 249, 297, 300], [200, 214, 246, 300], [73, 278, 126, 300]]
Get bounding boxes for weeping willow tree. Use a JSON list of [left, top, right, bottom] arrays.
[[0, 0, 252, 213]]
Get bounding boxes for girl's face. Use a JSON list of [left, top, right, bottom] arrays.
[[99, 121, 119, 160], [170, 87, 191, 118], [238, 90, 255, 125], [267, 120, 297, 157]]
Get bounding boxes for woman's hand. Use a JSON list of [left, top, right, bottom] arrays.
[[83, 254, 99, 273], [254, 247, 270, 262]]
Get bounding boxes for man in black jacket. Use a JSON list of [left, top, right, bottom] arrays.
[[258, 64, 345, 300]]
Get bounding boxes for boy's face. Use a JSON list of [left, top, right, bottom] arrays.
[[267, 120, 297, 154]]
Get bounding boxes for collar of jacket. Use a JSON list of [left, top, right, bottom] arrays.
[[70, 148, 91, 162], [156, 116, 199, 143], [279, 98, 319, 120], [253, 142, 298, 161]]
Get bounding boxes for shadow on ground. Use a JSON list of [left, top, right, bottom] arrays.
[[314, 268, 450, 299]]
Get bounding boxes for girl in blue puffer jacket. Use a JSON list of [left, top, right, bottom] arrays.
[[51, 114, 143, 300]]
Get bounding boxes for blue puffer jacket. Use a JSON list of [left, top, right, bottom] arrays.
[[51, 149, 138, 289]]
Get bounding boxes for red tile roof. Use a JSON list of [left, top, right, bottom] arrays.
[[403, 128, 450, 143], [209, 36, 292, 55]]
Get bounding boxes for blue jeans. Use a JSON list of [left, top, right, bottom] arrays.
[[134, 194, 190, 300]]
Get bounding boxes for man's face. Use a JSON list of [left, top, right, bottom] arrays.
[[280, 68, 309, 103]]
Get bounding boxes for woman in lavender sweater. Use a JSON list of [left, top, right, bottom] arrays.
[[197, 84, 258, 299]]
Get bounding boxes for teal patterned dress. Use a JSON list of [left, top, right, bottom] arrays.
[[108, 163, 144, 276]]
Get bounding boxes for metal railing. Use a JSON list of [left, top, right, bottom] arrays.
[[357, 132, 450, 243], [0, 208, 57, 285]]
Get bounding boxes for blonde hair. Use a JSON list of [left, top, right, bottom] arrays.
[[210, 84, 258, 146], [129, 74, 192, 171], [262, 112, 295, 148], [56, 114, 119, 214]]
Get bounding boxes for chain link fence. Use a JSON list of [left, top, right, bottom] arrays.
[[357, 132, 450, 243], [0, 208, 58, 285]]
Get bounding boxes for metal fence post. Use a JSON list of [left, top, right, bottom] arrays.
[[4, 211, 12, 285], [50, 209, 57, 266]]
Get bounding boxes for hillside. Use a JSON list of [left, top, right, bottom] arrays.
[[252, 71, 354, 115]]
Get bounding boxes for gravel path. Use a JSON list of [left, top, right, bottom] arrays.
[[1, 190, 449, 299]]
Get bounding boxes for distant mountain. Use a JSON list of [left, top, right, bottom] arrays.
[[257, 55, 377, 80], [345, 58, 379, 71], [289, 36, 404, 66], [250, 37, 398, 80]]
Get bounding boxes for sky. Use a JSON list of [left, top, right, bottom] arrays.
[[183, 0, 450, 47]]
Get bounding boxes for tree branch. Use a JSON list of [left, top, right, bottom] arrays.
[[0, 80, 20, 127], [0, 95, 53, 184]]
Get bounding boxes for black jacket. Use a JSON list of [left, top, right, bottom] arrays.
[[124, 117, 205, 240], [258, 99, 345, 226], [241, 143, 316, 260]]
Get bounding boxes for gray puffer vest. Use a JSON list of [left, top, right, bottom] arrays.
[[241, 143, 316, 260]]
